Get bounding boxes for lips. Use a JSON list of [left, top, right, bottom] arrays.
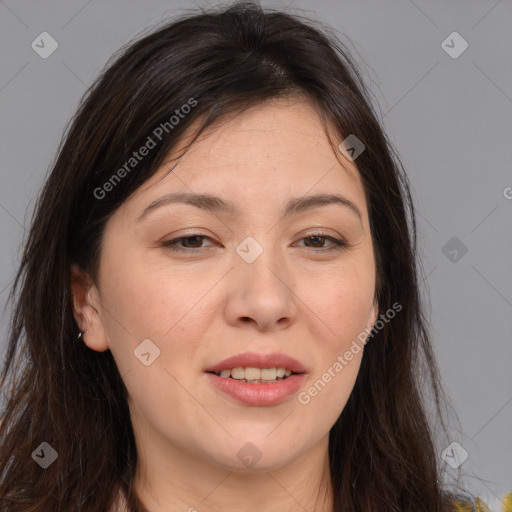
[[204, 351, 307, 406], [204, 351, 307, 374]]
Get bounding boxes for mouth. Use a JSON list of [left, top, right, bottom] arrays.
[[204, 352, 307, 406], [207, 366, 299, 384]]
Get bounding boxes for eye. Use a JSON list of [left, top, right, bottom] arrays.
[[161, 234, 215, 252], [295, 233, 347, 252]]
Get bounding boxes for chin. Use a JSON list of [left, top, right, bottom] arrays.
[[204, 441, 303, 473]]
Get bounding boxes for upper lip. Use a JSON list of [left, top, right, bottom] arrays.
[[205, 351, 307, 374]]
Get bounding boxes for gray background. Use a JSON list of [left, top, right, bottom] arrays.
[[1, 0, 511, 507]]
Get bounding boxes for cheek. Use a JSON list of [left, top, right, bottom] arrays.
[[100, 248, 209, 338], [305, 262, 375, 348], [303, 263, 374, 413], [99, 254, 221, 383]]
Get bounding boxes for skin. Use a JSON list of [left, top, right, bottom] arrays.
[[71, 96, 378, 512]]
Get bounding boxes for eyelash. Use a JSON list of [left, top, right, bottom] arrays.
[[161, 233, 348, 253]]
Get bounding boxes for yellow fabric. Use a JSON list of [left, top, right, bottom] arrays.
[[452, 493, 512, 511], [452, 500, 479, 511], [502, 492, 512, 512]]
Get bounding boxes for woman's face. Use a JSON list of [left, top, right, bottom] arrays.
[[75, 97, 378, 474]]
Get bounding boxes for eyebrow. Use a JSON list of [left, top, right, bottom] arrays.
[[137, 191, 362, 224]]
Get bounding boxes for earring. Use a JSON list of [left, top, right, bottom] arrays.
[[77, 330, 85, 340]]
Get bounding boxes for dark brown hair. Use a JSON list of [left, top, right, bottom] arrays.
[[1, 1, 473, 510]]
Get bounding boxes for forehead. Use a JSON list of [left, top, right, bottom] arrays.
[[131, 97, 365, 213]]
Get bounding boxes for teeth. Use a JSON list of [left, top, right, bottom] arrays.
[[245, 367, 261, 380], [260, 368, 277, 380], [216, 367, 294, 381], [231, 367, 245, 379]]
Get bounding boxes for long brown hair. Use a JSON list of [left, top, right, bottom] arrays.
[[1, 1, 472, 510]]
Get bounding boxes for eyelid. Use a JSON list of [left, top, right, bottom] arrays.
[[294, 232, 348, 251], [161, 233, 217, 251]]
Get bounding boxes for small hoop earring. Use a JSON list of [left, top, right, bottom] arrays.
[[77, 330, 85, 340]]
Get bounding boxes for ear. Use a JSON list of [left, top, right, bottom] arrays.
[[70, 264, 109, 352], [368, 297, 379, 332]]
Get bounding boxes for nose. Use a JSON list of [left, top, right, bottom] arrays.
[[223, 244, 299, 332]]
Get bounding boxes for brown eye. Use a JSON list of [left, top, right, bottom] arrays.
[[162, 234, 214, 252], [297, 233, 347, 251], [303, 235, 327, 248], [180, 236, 205, 248]]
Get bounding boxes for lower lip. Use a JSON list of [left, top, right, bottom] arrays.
[[206, 372, 306, 406]]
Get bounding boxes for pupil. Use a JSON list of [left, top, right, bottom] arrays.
[[185, 236, 202, 248], [307, 236, 323, 247]]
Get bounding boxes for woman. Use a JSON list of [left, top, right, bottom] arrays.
[[0, 1, 479, 510]]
